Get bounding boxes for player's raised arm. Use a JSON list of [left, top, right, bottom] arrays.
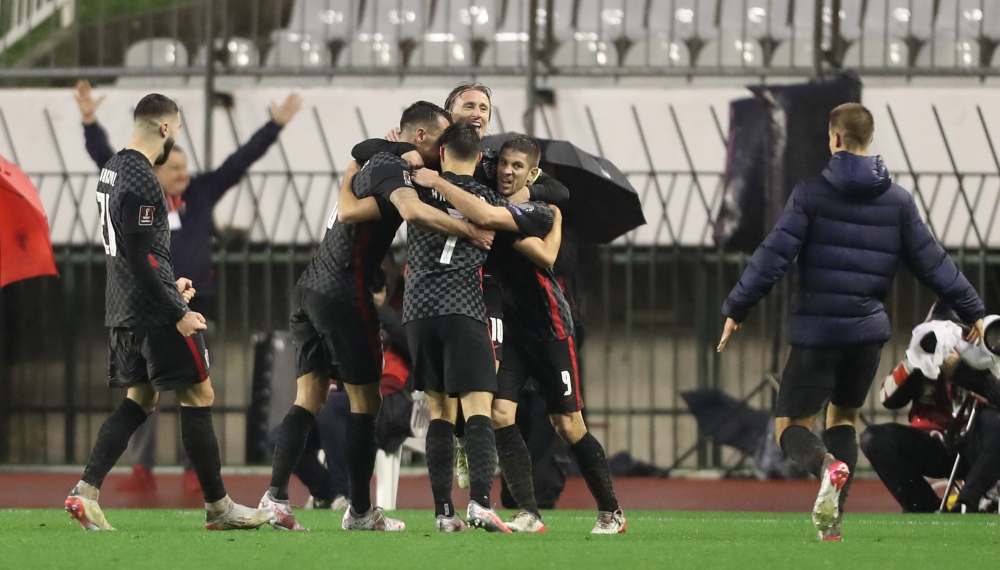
[[412, 167, 518, 232]]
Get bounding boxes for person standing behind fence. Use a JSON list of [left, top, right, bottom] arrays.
[[716, 103, 986, 541], [74, 80, 302, 493]]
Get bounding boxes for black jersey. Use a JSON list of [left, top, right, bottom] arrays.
[[297, 152, 407, 303], [492, 201, 575, 342], [98, 150, 187, 327], [403, 173, 505, 324]]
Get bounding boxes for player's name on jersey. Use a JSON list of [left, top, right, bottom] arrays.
[[99, 168, 118, 186], [427, 187, 489, 206]]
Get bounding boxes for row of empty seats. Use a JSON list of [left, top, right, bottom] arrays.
[[123, 0, 1000, 69]]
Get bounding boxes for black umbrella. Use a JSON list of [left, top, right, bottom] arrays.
[[482, 132, 646, 244]]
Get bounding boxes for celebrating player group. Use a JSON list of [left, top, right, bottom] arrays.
[[66, 82, 626, 535]]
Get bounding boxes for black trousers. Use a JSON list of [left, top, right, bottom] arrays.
[[860, 407, 1000, 512]]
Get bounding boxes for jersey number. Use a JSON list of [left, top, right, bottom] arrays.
[[561, 371, 573, 397], [489, 318, 504, 344], [96, 191, 118, 257], [440, 236, 457, 264]]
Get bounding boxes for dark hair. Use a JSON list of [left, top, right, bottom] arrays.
[[400, 101, 451, 133], [133, 93, 179, 123], [500, 135, 541, 167], [444, 82, 492, 115], [438, 123, 482, 162], [829, 103, 874, 150], [369, 266, 387, 294]]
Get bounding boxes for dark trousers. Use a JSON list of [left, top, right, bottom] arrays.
[[860, 407, 1000, 512]]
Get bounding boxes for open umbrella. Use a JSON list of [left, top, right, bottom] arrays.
[[482, 132, 645, 244], [0, 154, 58, 287]]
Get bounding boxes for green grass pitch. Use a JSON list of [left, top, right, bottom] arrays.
[[3, 509, 998, 569]]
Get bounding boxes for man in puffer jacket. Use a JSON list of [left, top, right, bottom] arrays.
[[716, 102, 986, 540]]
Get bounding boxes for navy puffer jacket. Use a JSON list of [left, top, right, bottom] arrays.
[[723, 152, 984, 348]]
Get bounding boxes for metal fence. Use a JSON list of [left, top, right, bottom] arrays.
[[3, 145, 999, 470], [3, 0, 1000, 79]]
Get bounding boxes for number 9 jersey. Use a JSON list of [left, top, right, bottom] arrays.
[[97, 149, 186, 328]]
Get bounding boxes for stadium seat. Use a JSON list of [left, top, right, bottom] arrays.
[[375, 392, 430, 511], [123, 38, 189, 68], [118, 38, 189, 87], [193, 37, 260, 68], [265, 30, 332, 67], [478, 0, 529, 68], [337, 0, 419, 69]]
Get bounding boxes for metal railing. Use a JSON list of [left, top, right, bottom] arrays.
[[0, 0, 74, 55], [2, 0, 1000, 79]]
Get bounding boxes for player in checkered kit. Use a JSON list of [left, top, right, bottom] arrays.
[[259, 102, 493, 532], [65, 94, 272, 531], [399, 123, 515, 533], [414, 135, 626, 534]]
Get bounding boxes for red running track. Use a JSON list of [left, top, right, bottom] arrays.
[[0, 472, 902, 513]]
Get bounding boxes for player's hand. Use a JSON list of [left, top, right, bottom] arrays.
[[177, 311, 207, 337], [402, 151, 424, 170], [468, 225, 495, 251], [550, 204, 562, 222], [385, 127, 401, 142], [717, 317, 741, 352], [967, 319, 985, 345], [74, 80, 105, 125], [940, 349, 961, 377], [175, 278, 196, 303], [270, 93, 303, 126], [412, 167, 440, 188]]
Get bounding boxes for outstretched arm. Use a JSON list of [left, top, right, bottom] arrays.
[[412, 168, 518, 232], [722, 185, 810, 323], [901, 199, 985, 328], [200, 94, 303, 203], [390, 188, 494, 251], [76, 80, 114, 169], [718, 186, 810, 352]]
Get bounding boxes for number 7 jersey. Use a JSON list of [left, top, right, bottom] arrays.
[[96, 149, 184, 327], [403, 173, 505, 325]]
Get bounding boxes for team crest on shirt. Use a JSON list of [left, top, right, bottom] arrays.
[[403, 170, 413, 187], [138, 205, 155, 226]]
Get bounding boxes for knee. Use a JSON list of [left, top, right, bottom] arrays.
[[348, 384, 383, 415], [491, 405, 516, 428], [192, 384, 215, 407], [550, 413, 586, 444]]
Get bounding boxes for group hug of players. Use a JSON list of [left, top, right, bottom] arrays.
[[65, 82, 625, 535]]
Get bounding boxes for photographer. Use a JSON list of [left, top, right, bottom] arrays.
[[861, 304, 1000, 513]]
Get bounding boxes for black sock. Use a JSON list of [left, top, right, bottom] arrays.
[[823, 425, 857, 512], [346, 412, 378, 513], [455, 412, 466, 439], [180, 406, 227, 504], [465, 415, 497, 509], [268, 405, 316, 501], [569, 431, 619, 512], [780, 424, 827, 478], [81, 398, 148, 489], [426, 419, 456, 517], [495, 424, 539, 515]]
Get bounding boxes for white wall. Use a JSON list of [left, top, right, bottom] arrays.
[[1, 84, 998, 247]]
